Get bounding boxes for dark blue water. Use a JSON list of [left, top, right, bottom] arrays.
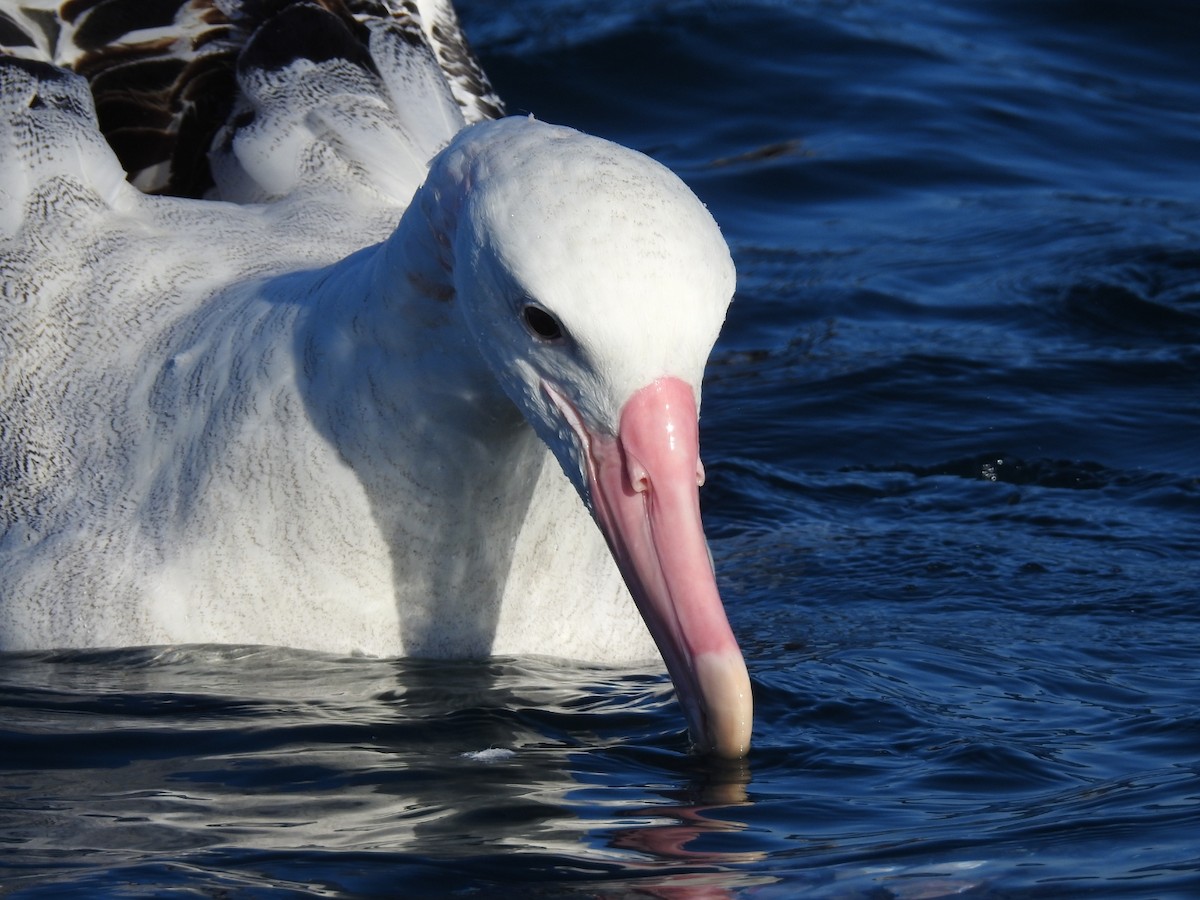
[[3, 1, 1199, 896]]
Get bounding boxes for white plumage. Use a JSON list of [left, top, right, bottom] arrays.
[[0, 0, 751, 755]]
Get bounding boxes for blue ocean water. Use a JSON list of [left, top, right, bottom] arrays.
[[3, 0, 1199, 896]]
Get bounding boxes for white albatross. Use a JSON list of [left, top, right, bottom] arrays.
[[0, 0, 751, 756]]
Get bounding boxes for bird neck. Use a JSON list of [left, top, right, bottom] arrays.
[[291, 222, 549, 655], [297, 200, 531, 494]]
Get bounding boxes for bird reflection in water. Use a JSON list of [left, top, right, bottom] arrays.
[[592, 758, 770, 898]]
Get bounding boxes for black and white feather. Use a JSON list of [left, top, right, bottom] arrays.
[[0, 0, 502, 196]]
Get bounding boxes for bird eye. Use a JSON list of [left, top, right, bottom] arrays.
[[522, 305, 564, 341]]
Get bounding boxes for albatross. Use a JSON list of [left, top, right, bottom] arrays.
[[0, 0, 752, 756]]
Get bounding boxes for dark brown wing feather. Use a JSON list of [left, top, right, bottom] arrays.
[[1, 0, 501, 198]]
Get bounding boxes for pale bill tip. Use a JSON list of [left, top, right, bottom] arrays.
[[693, 649, 753, 758]]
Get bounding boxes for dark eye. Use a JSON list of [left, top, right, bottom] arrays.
[[522, 305, 564, 341]]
